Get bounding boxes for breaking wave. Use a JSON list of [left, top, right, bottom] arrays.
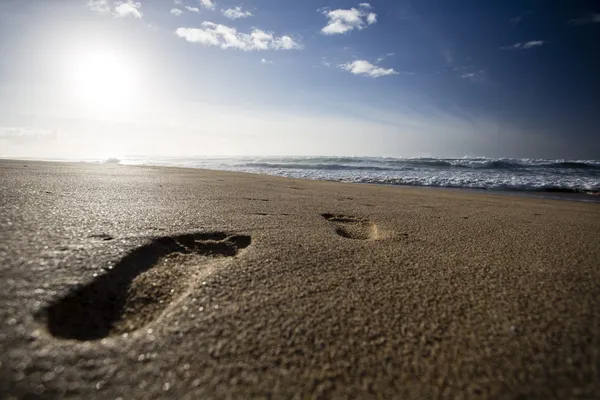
[[117, 156, 600, 195]]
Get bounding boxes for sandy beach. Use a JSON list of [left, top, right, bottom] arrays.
[[1, 159, 600, 399]]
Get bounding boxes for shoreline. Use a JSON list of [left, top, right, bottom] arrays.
[[3, 157, 599, 203], [393, 184, 600, 203]]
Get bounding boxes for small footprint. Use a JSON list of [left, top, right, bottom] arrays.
[[88, 234, 113, 241], [39, 232, 251, 341], [253, 212, 292, 216], [322, 213, 379, 240]]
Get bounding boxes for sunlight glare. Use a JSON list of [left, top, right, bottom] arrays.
[[67, 48, 139, 112]]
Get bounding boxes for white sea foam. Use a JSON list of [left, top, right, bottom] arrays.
[[117, 156, 600, 194]]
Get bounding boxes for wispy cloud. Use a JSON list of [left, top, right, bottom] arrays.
[[185, 6, 200, 13], [87, 0, 142, 18], [510, 10, 531, 24], [318, 57, 333, 68], [569, 14, 600, 25], [261, 58, 273, 64], [171, 8, 182, 16], [501, 40, 544, 50], [0, 127, 57, 141], [199, 0, 216, 10], [460, 69, 486, 84], [176, 22, 303, 51], [339, 60, 397, 78], [439, 48, 488, 84], [320, 3, 377, 35], [87, 0, 110, 13], [375, 52, 395, 64], [522, 41, 544, 49], [223, 6, 253, 19], [441, 48, 454, 67]]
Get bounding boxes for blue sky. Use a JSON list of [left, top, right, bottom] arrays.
[[0, 0, 599, 159]]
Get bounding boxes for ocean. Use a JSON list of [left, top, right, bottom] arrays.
[[114, 156, 600, 196]]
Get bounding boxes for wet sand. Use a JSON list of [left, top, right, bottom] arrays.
[[1, 159, 600, 399]]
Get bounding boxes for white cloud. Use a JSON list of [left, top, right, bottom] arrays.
[[89, 0, 142, 18], [199, 0, 216, 10], [87, 0, 110, 13], [174, 0, 182, 4], [501, 40, 544, 50], [261, 58, 273, 64], [320, 3, 377, 35], [171, 8, 183, 16], [339, 60, 398, 78], [114, 1, 142, 18], [522, 40, 544, 49], [223, 6, 253, 19], [185, 6, 200, 12], [175, 23, 303, 51]]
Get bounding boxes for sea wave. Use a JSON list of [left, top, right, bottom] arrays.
[[237, 158, 600, 171], [115, 156, 600, 195], [240, 162, 395, 171], [348, 176, 600, 194]]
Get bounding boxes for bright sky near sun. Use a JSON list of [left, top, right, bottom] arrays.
[[0, 0, 599, 159]]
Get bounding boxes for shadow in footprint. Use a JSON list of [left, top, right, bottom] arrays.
[[40, 232, 251, 341], [322, 213, 379, 240], [88, 234, 113, 241]]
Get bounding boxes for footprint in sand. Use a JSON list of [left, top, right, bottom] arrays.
[[322, 213, 380, 240], [40, 232, 251, 341]]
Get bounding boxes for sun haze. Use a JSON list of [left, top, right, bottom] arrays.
[[65, 46, 140, 112]]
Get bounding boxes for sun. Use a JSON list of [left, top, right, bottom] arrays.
[[67, 48, 139, 112]]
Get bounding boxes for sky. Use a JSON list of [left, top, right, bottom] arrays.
[[0, 0, 599, 159]]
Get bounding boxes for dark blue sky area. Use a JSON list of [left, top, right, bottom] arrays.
[[406, 0, 600, 134], [328, 0, 600, 141]]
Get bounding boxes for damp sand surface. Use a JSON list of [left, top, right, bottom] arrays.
[[1, 160, 600, 399]]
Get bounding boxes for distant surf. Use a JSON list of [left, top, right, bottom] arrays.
[[114, 156, 600, 195]]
